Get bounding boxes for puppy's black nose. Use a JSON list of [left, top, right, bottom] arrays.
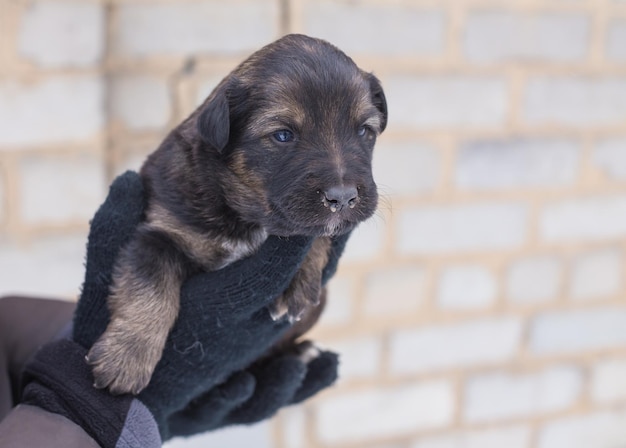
[[323, 185, 358, 212]]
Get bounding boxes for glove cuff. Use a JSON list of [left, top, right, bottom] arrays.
[[21, 339, 160, 448]]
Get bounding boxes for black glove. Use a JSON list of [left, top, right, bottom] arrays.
[[22, 171, 350, 446]]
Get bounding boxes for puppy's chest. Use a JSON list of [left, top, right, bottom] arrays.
[[174, 226, 268, 272], [145, 204, 268, 271], [208, 230, 268, 270]]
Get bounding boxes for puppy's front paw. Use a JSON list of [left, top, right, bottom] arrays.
[[269, 298, 291, 322], [292, 340, 321, 364], [270, 280, 321, 323], [86, 331, 159, 395]]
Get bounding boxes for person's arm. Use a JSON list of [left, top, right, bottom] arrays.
[[0, 296, 95, 448], [0, 403, 100, 448], [0, 296, 74, 420]]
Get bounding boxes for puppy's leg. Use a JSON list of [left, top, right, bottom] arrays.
[[267, 287, 327, 359], [87, 227, 187, 395], [270, 237, 331, 322]]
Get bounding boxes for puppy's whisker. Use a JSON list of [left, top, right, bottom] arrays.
[[376, 191, 393, 215]]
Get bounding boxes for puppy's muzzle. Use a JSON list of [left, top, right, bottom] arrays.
[[321, 185, 359, 213]]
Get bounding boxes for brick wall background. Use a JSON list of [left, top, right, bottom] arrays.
[[1, 0, 626, 447]]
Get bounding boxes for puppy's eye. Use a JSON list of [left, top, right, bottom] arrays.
[[272, 130, 295, 143], [357, 125, 372, 138]]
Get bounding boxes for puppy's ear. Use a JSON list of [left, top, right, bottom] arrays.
[[197, 81, 230, 152], [368, 74, 388, 133]]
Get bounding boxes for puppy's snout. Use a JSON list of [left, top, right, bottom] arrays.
[[322, 185, 358, 212]]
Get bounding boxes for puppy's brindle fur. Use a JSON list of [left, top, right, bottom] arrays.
[[87, 34, 388, 395]]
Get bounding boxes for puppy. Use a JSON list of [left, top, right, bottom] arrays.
[[87, 34, 388, 395]]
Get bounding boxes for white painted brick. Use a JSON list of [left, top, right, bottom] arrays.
[[607, 20, 626, 61], [330, 336, 382, 380], [398, 203, 528, 255], [591, 358, 626, 404], [523, 77, 626, 127], [195, 76, 224, 106], [111, 76, 171, 130], [113, 149, 151, 177], [316, 380, 454, 444], [19, 153, 106, 225], [374, 142, 440, 196], [164, 421, 272, 448], [341, 217, 386, 262], [279, 407, 306, 448], [364, 266, 426, 316], [569, 248, 622, 301], [302, 1, 445, 56], [386, 76, 507, 129], [437, 264, 497, 310], [538, 411, 626, 448], [593, 139, 626, 180], [456, 139, 581, 189], [540, 195, 626, 242], [390, 317, 523, 374], [18, 1, 104, 68], [0, 170, 5, 224], [506, 256, 562, 304], [0, 234, 87, 298], [412, 425, 531, 448], [464, 12, 589, 63], [0, 76, 104, 147], [530, 307, 626, 355], [320, 277, 353, 327], [464, 366, 582, 423], [114, 1, 278, 57]]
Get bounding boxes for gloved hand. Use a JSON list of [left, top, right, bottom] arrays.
[[21, 171, 350, 446]]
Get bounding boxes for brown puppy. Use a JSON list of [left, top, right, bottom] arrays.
[[87, 34, 387, 395]]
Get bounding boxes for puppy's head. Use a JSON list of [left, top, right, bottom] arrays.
[[196, 34, 387, 237]]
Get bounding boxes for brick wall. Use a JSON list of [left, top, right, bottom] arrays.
[[1, 1, 626, 447]]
